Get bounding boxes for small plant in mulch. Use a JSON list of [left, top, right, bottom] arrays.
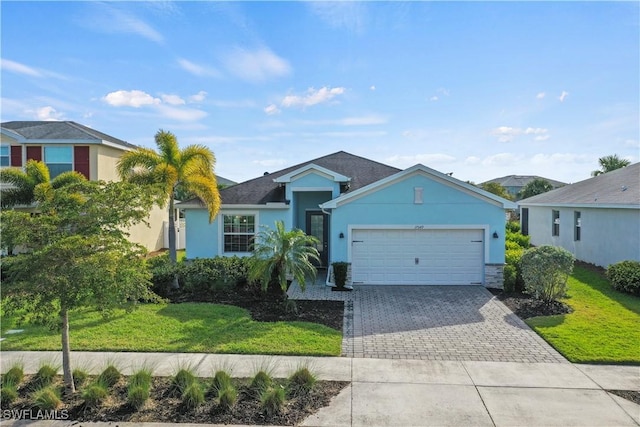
[[81, 378, 110, 407], [181, 380, 205, 410], [1, 381, 19, 405], [287, 366, 317, 397], [33, 385, 62, 410], [260, 385, 286, 417], [127, 367, 153, 409], [171, 367, 197, 395], [3, 363, 25, 385], [97, 364, 121, 388], [250, 370, 273, 395], [72, 368, 89, 389], [33, 363, 59, 388]]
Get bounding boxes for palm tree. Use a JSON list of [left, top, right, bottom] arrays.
[[519, 178, 554, 200], [117, 130, 221, 277], [249, 221, 320, 294], [0, 160, 87, 208], [591, 154, 631, 176]]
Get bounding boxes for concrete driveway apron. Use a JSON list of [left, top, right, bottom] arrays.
[[290, 283, 567, 363]]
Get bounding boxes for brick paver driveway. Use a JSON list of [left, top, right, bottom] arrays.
[[289, 281, 567, 363]]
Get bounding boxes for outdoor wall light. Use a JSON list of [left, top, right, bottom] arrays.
[[339, 232, 345, 239], [492, 231, 499, 239]]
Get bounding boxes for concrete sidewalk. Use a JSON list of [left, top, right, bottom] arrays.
[[1, 351, 639, 426]]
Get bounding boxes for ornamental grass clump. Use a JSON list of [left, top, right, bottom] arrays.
[[33, 386, 62, 410], [250, 370, 273, 394], [171, 367, 196, 395], [34, 363, 58, 388], [520, 245, 575, 304], [260, 385, 285, 417], [127, 367, 153, 409], [82, 379, 109, 407], [181, 381, 205, 410], [3, 364, 24, 386], [72, 368, 89, 388], [97, 364, 121, 388], [1, 381, 19, 405], [287, 366, 317, 396]]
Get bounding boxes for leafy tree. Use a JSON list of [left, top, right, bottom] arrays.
[[249, 221, 320, 294], [591, 154, 631, 176], [0, 160, 87, 208], [480, 182, 513, 200], [520, 245, 575, 303], [1, 180, 160, 395], [519, 178, 554, 199], [117, 130, 221, 287]]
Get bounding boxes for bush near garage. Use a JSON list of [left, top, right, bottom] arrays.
[[606, 260, 640, 296], [520, 245, 575, 303], [503, 222, 529, 293]]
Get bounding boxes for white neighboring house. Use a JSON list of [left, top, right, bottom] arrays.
[[519, 163, 640, 268]]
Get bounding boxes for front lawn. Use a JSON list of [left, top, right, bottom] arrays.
[[526, 265, 640, 364], [0, 303, 342, 356]]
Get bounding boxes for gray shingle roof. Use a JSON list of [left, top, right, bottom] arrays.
[[1, 121, 137, 150], [519, 163, 640, 206], [482, 175, 567, 188], [213, 151, 401, 205]]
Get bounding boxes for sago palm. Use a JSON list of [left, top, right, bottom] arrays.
[[116, 129, 221, 269], [249, 220, 320, 294], [0, 160, 87, 208]]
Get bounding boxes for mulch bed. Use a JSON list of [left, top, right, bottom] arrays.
[[490, 290, 573, 319], [4, 375, 348, 425]]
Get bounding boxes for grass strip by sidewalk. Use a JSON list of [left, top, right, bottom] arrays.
[[0, 303, 342, 356], [527, 265, 640, 364]]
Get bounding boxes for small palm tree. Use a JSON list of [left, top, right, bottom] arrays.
[[249, 221, 320, 294], [591, 154, 631, 176], [117, 130, 221, 281], [0, 160, 87, 208]]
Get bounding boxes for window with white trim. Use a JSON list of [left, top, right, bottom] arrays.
[[552, 210, 560, 236], [223, 214, 255, 252], [0, 146, 9, 167], [44, 146, 72, 178]]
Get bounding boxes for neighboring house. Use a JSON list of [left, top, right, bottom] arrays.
[[481, 175, 567, 200], [519, 163, 640, 268], [180, 151, 516, 288], [0, 121, 166, 251]]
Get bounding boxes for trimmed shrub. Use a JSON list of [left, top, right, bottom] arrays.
[[504, 247, 525, 293], [33, 386, 62, 410], [520, 245, 575, 303], [506, 230, 530, 249], [607, 260, 640, 296], [260, 386, 285, 417], [503, 264, 517, 293], [97, 365, 121, 388], [506, 221, 521, 234], [181, 257, 251, 297], [147, 255, 181, 298]]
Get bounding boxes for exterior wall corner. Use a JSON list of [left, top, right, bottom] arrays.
[[484, 263, 504, 289]]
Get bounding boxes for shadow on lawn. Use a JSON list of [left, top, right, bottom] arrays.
[[572, 263, 640, 316]]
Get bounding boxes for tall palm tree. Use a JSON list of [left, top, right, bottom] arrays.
[[591, 154, 631, 176], [249, 220, 320, 294], [117, 129, 221, 273], [0, 160, 87, 208]]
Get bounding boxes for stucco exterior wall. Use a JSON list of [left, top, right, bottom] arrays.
[[127, 204, 166, 251], [524, 205, 640, 267], [329, 174, 507, 266], [94, 145, 125, 181]]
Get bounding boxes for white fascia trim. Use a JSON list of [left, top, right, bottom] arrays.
[[4, 137, 131, 151], [519, 202, 640, 210], [321, 164, 516, 209], [347, 224, 491, 264], [273, 163, 350, 183]]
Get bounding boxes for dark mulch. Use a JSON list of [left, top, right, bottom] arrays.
[[5, 375, 348, 425], [608, 389, 640, 405], [169, 282, 345, 331], [489, 289, 573, 319]]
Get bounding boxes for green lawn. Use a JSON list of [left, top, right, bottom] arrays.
[[0, 303, 341, 356], [527, 265, 640, 364]]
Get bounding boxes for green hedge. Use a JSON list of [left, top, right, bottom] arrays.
[[606, 260, 640, 296]]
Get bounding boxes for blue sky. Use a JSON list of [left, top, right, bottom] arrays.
[[1, 1, 638, 184]]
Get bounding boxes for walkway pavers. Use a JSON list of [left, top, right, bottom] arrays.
[[289, 281, 566, 363]]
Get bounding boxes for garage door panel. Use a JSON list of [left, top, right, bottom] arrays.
[[352, 228, 484, 285]]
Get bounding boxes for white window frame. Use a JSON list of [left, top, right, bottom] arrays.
[[220, 212, 258, 255]]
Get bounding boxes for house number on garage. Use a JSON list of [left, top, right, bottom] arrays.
[[414, 225, 425, 229]]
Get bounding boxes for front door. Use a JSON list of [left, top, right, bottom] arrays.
[[306, 211, 328, 267]]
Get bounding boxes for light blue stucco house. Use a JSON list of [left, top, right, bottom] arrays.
[[180, 152, 516, 288]]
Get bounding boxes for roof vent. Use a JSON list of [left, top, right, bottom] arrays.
[[263, 171, 269, 176]]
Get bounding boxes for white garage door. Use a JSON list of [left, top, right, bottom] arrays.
[[351, 228, 484, 285]]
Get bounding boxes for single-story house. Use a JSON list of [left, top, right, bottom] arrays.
[[180, 151, 516, 288], [481, 175, 567, 200], [519, 163, 640, 268], [0, 121, 167, 251]]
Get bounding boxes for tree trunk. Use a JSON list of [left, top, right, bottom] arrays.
[[61, 308, 76, 395], [168, 197, 180, 289]]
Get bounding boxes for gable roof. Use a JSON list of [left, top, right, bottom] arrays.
[[1, 121, 138, 150], [519, 163, 639, 208], [210, 151, 401, 206], [322, 163, 518, 210], [481, 175, 567, 189]]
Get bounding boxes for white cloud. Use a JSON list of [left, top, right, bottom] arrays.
[[558, 90, 569, 102], [536, 92, 546, 99], [35, 106, 64, 121], [264, 104, 281, 115], [155, 104, 207, 122], [103, 90, 161, 107], [188, 91, 208, 103], [370, 85, 376, 91], [252, 158, 288, 168], [464, 156, 481, 165], [530, 153, 591, 166], [482, 153, 521, 166], [281, 87, 346, 108], [387, 153, 456, 168], [1, 58, 41, 77], [177, 58, 221, 78], [308, 2, 366, 33], [491, 126, 549, 142], [161, 94, 185, 105], [90, 5, 164, 43], [430, 96, 439, 102], [223, 47, 291, 82], [624, 139, 639, 148], [339, 115, 387, 126]]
